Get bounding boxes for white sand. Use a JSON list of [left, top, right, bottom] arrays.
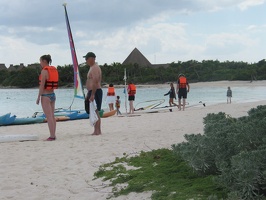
[[0, 81, 266, 200]]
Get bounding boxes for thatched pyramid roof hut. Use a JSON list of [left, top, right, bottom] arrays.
[[122, 48, 152, 67], [0, 63, 7, 70], [27, 63, 40, 69], [8, 63, 25, 71]]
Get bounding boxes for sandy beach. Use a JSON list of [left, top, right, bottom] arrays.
[[0, 81, 265, 200]]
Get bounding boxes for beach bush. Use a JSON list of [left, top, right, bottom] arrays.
[[173, 105, 266, 199]]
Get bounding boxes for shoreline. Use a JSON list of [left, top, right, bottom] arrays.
[[1, 80, 265, 89], [1, 100, 266, 199]]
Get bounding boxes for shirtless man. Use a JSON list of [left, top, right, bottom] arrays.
[[84, 52, 103, 135]]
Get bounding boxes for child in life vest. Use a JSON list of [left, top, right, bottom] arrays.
[[116, 96, 122, 115]]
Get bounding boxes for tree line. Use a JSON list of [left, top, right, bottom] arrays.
[[0, 59, 265, 88]]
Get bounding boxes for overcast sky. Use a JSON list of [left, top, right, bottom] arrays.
[[0, 0, 265, 67]]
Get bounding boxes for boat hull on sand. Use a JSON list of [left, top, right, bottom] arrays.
[[11, 117, 45, 125], [102, 110, 116, 118], [0, 113, 16, 126]]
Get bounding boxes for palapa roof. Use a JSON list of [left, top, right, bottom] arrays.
[[122, 48, 152, 67], [0, 63, 7, 70], [8, 63, 25, 71], [27, 63, 40, 69]]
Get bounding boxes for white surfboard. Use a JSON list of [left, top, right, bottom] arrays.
[[0, 134, 39, 143]]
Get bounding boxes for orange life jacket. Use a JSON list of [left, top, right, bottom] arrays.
[[128, 84, 136, 95], [39, 66, 59, 89], [107, 87, 115, 96], [179, 77, 187, 89]]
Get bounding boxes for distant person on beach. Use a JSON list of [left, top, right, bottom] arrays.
[[115, 96, 122, 115], [106, 83, 116, 111], [84, 52, 103, 135], [127, 81, 136, 114], [176, 74, 190, 111], [36, 54, 59, 141], [227, 86, 232, 104], [164, 82, 178, 107]]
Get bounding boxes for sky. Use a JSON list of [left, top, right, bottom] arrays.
[[0, 0, 265, 67]]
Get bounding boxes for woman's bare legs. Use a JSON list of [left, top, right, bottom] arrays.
[[108, 103, 114, 111], [41, 97, 56, 138]]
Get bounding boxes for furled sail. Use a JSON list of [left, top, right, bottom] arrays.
[[63, 3, 84, 99]]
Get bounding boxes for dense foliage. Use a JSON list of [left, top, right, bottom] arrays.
[[172, 105, 266, 199], [0, 59, 266, 88]]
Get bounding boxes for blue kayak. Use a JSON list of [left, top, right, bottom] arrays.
[[0, 113, 16, 126], [40, 110, 89, 120], [11, 117, 45, 125], [75, 112, 89, 119]]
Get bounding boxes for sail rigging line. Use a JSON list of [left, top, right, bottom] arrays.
[[123, 68, 128, 116], [134, 99, 165, 111], [63, 3, 85, 110]]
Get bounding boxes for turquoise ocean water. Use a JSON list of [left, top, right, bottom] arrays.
[[0, 84, 266, 117]]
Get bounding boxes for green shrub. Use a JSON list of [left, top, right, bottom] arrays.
[[172, 105, 266, 199]]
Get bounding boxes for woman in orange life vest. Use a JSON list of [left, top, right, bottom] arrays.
[[127, 81, 136, 114], [106, 83, 116, 111], [36, 54, 59, 141], [176, 73, 190, 111]]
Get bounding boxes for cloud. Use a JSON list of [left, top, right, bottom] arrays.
[[76, 21, 190, 64], [0, 35, 70, 66], [0, 0, 265, 66], [202, 32, 259, 62], [238, 0, 265, 10], [2, 0, 255, 29]]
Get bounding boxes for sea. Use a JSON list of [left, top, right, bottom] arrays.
[[1, 84, 266, 117]]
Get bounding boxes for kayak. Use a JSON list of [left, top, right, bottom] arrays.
[[102, 110, 116, 118], [75, 112, 89, 119], [11, 117, 45, 125], [0, 113, 16, 126]]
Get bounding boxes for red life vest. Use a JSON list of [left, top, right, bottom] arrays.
[[107, 87, 115, 96], [179, 77, 187, 89], [39, 66, 59, 89], [128, 84, 136, 95]]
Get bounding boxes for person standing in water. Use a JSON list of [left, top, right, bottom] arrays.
[[84, 52, 103, 135], [176, 74, 190, 111], [227, 86, 232, 104], [164, 82, 178, 107], [127, 81, 136, 114], [36, 54, 59, 141], [106, 83, 116, 111]]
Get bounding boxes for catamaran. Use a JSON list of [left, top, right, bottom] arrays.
[[32, 3, 88, 120], [32, 3, 115, 120]]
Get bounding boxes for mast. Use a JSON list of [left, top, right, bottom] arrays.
[[63, 3, 85, 100], [124, 68, 128, 116]]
